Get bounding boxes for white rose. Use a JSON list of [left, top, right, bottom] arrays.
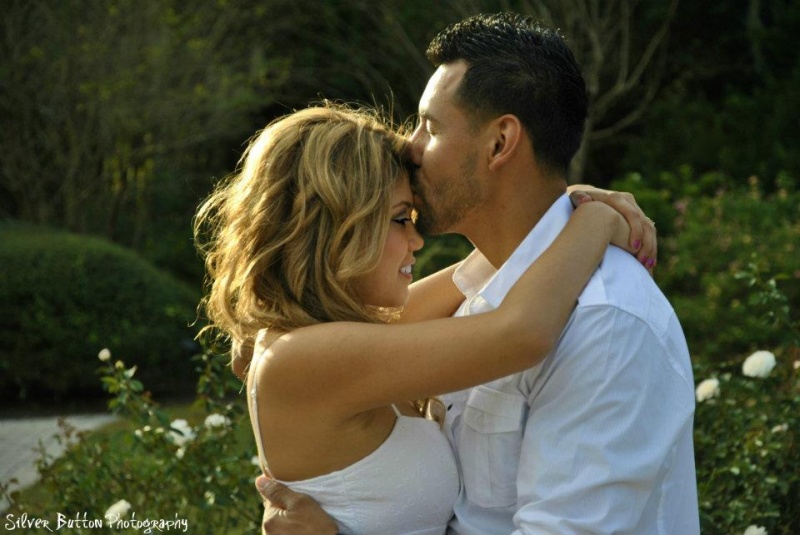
[[98, 348, 111, 362], [204, 413, 231, 429], [104, 499, 131, 522], [742, 350, 776, 378], [743, 526, 768, 535], [169, 419, 196, 446], [695, 378, 720, 402]]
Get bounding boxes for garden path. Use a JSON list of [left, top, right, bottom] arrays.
[[0, 413, 117, 513]]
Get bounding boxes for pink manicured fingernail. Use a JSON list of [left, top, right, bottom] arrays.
[[645, 258, 655, 268], [633, 240, 641, 249]]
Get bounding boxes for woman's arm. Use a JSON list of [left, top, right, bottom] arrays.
[[258, 202, 632, 415], [397, 262, 464, 324], [568, 184, 658, 271], [396, 188, 656, 325]]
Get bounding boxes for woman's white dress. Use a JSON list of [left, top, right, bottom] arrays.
[[249, 352, 460, 535]]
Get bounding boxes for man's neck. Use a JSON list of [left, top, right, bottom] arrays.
[[462, 181, 566, 269]]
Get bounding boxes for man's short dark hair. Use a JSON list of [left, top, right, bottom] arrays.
[[426, 12, 588, 175]]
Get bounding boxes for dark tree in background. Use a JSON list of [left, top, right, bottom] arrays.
[[620, 0, 800, 188], [1, 0, 285, 278], [258, 0, 683, 182], [1, 0, 798, 279]]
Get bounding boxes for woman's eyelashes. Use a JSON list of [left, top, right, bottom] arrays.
[[392, 215, 414, 226]]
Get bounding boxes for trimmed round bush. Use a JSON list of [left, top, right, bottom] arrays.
[[0, 222, 202, 401]]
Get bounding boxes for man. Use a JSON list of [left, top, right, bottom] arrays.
[[255, 12, 699, 534]]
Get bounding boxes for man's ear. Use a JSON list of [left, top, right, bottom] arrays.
[[486, 114, 523, 171]]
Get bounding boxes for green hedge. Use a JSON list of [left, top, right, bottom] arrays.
[[0, 223, 201, 401], [610, 172, 800, 364]]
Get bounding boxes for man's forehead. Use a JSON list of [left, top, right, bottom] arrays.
[[418, 62, 467, 114]]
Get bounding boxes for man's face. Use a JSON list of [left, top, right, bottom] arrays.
[[409, 61, 483, 236]]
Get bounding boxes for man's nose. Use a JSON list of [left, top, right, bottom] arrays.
[[408, 126, 423, 166]]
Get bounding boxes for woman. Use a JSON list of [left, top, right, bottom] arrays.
[[194, 103, 653, 535]]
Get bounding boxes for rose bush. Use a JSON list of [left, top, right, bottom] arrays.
[[693, 263, 799, 534], [1, 346, 262, 534]]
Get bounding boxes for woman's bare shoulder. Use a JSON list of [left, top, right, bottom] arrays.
[[255, 321, 384, 392], [262, 321, 380, 359]]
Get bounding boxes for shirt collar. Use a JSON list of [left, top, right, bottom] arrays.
[[452, 194, 573, 308]]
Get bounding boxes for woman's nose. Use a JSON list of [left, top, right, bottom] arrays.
[[408, 223, 424, 251]]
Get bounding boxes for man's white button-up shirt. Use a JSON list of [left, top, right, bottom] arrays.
[[443, 194, 700, 535]]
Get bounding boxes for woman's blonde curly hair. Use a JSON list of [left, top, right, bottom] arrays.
[[194, 102, 412, 352]]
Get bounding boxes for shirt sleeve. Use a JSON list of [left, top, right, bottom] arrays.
[[511, 305, 695, 534]]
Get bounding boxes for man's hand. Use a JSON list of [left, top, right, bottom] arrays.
[[568, 184, 658, 275], [256, 475, 338, 535]]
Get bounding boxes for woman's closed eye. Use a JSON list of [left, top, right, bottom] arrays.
[[392, 216, 414, 227]]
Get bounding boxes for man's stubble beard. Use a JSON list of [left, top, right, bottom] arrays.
[[412, 152, 480, 237]]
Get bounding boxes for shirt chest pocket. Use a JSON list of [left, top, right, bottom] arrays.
[[459, 386, 527, 509]]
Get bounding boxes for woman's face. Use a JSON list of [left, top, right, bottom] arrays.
[[353, 174, 424, 308]]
